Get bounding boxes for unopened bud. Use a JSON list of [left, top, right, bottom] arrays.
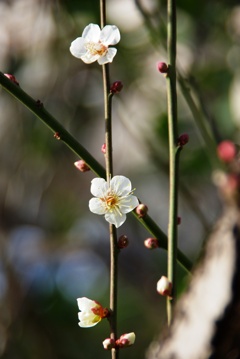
[[4, 73, 19, 85], [116, 332, 136, 348], [74, 160, 90, 172], [110, 81, 123, 94], [102, 338, 115, 350], [177, 133, 189, 147], [135, 204, 148, 218], [117, 235, 129, 249], [101, 143, 106, 154], [156, 276, 172, 297], [54, 132, 61, 140], [144, 238, 159, 249], [157, 62, 168, 74], [217, 140, 236, 163], [177, 216, 181, 225]]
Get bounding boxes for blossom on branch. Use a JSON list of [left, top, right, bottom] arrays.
[[89, 175, 139, 228], [70, 23, 120, 65], [77, 297, 108, 328]]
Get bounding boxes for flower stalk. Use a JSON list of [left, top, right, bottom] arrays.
[[166, 0, 179, 325], [100, 1, 119, 358]]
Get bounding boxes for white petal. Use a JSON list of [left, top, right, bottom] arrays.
[[89, 198, 106, 215], [110, 176, 132, 196], [90, 178, 108, 197], [105, 211, 126, 228], [70, 37, 87, 58], [100, 25, 121, 45], [119, 195, 139, 214], [80, 52, 100, 64], [82, 23, 101, 42], [77, 297, 95, 311], [97, 48, 117, 65], [78, 312, 100, 328]]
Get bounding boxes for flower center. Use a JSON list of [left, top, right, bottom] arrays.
[[85, 41, 107, 56]]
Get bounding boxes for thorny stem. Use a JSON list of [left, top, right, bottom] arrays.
[[166, 0, 178, 325], [100, 1, 119, 358]]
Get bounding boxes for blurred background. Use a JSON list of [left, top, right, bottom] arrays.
[[0, 0, 240, 358]]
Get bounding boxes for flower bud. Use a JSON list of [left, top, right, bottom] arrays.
[[177, 133, 189, 147], [135, 204, 148, 218], [101, 143, 106, 154], [4, 73, 19, 85], [54, 132, 61, 140], [102, 338, 115, 350], [74, 160, 90, 172], [117, 235, 129, 249], [156, 276, 172, 297], [177, 216, 181, 225], [110, 81, 123, 94], [116, 332, 136, 348], [217, 140, 236, 163], [144, 238, 159, 249], [157, 62, 168, 74]]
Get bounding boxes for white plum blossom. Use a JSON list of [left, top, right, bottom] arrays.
[[70, 23, 120, 65], [77, 297, 108, 328], [89, 175, 139, 228]]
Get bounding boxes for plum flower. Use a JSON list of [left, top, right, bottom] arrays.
[[89, 175, 139, 228], [77, 297, 108, 328], [70, 23, 120, 65]]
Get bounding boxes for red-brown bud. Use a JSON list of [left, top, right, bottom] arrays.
[[217, 140, 236, 163], [74, 160, 90, 172], [177, 133, 189, 147], [157, 62, 168, 74], [4, 73, 19, 85], [177, 216, 181, 225], [135, 204, 148, 218], [110, 81, 123, 94], [117, 235, 129, 249], [144, 238, 159, 249]]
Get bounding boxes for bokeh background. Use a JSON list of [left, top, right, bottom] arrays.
[[0, 0, 240, 358]]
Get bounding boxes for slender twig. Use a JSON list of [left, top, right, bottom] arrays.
[[166, 0, 178, 325], [100, 2, 119, 358], [0, 72, 192, 271]]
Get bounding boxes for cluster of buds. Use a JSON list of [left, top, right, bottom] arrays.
[[103, 332, 136, 350]]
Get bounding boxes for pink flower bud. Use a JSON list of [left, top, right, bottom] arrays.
[[116, 332, 136, 348], [157, 62, 168, 74], [117, 235, 129, 249], [101, 143, 106, 154], [217, 140, 236, 163], [135, 204, 148, 218], [74, 160, 90, 172], [4, 73, 19, 85], [177, 133, 189, 147], [110, 81, 123, 94], [156, 276, 172, 297], [144, 238, 159, 249], [102, 338, 115, 350]]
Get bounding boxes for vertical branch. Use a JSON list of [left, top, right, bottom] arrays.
[[166, 0, 179, 325], [100, 1, 119, 358]]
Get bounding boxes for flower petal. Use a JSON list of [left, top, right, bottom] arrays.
[[97, 48, 117, 65], [90, 178, 108, 197], [110, 175, 132, 196], [118, 195, 139, 214], [80, 51, 100, 64], [82, 23, 101, 42], [70, 37, 87, 58], [105, 211, 126, 228], [77, 297, 95, 311], [100, 25, 121, 45], [89, 198, 106, 215], [78, 312, 101, 328]]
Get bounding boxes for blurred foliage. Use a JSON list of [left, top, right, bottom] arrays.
[[0, 0, 240, 358]]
